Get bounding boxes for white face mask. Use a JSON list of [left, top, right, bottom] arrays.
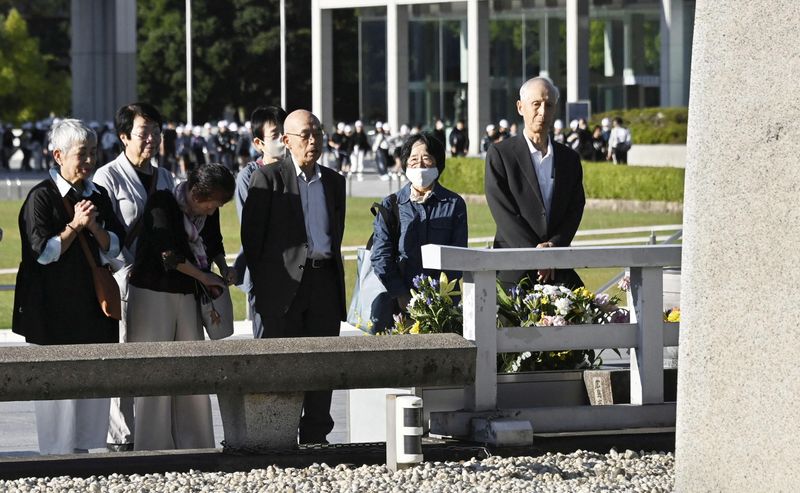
[[406, 167, 439, 189], [262, 136, 285, 160]]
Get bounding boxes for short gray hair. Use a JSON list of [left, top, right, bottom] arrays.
[[49, 118, 96, 154], [519, 77, 560, 103]]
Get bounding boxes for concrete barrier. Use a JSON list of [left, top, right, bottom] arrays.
[[0, 335, 476, 450]]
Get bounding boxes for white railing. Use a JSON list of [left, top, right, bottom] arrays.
[[422, 244, 681, 429]]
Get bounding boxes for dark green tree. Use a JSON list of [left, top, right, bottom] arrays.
[[0, 8, 69, 123], [137, 0, 311, 123]]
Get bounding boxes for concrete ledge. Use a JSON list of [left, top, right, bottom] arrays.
[[431, 403, 677, 437], [0, 334, 476, 401]]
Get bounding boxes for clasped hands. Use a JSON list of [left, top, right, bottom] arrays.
[[536, 241, 555, 283]]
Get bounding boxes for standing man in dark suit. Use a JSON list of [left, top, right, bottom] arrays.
[[241, 109, 346, 444], [485, 77, 585, 287]]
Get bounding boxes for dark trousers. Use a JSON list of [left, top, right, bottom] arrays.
[[260, 260, 341, 444]]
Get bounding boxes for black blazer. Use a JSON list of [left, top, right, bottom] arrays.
[[13, 179, 125, 344], [241, 156, 347, 323], [485, 135, 586, 286]]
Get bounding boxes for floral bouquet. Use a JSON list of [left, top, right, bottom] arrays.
[[386, 273, 462, 335], [496, 277, 629, 372]]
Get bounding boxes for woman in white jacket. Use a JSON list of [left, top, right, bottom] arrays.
[[92, 102, 175, 452]]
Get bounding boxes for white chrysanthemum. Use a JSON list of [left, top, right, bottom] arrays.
[[554, 297, 572, 315]]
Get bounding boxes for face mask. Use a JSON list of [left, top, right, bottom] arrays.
[[406, 167, 439, 189], [263, 136, 285, 160]]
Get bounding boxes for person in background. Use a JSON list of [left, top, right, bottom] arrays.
[[328, 122, 348, 173], [13, 119, 125, 454], [607, 117, 632, 164], [552, 119, 565, 144], [509, 122, 519, 138], [497, 119, 510, 141], [482, 124, 498, 155], [233, 105, 287, 338], [601, 117, 612, 148], [350, 120, 369, 181], [371, 122, 391, 180], [370, 132, 468, 332], [93, 102, 175, 452], [591, 125, 607, 162], [448, 120, 469, 157], [127, 164, 235, 451], [432, 119, 446, 148], [160, 120, 178, 174]]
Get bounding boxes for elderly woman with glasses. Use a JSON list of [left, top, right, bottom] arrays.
[[369, 132, 468, 332], [13, 119, 126, 454], [93, 102, 175, 452]]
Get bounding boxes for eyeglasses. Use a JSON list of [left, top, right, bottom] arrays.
[[406, 155, 435, 167], [285, 131, 323, 142], [131, 129, 162, 141]]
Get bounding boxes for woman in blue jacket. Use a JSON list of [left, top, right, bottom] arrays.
[[370, 132, 468, 330]]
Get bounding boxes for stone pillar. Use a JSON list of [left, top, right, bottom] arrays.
[[71, 0, 137, 122], [386, 1, 409, 133], [623, 13, 645, 84], [603, 20, 623, 79], [539, 15, 562, 85], [675, 1, 800, 490], [566, 0, 589, 102], [312, 0, 334, 131], [659, 0, 688, 107], [467, 0, 489, 156]]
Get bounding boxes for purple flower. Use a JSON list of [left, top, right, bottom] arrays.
[[430, 279, 439, 289], [412, 275, 425, 289], [610, 309, 630, 324], [594, 293, 611, 307], [617, 275, 631, 292]]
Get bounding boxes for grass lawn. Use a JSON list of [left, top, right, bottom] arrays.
[[0, 197, 682, 329]]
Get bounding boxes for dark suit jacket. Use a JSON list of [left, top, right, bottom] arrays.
[[241, 156, 347, 322], [485, 135, 585, 287]]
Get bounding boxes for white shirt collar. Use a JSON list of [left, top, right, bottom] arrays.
[[50, 167, 98, 198], [291, 155, 322, 182], [524, 134, 553, 159]]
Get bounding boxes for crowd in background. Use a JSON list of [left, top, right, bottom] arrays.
[[0, 113, 632, 180]]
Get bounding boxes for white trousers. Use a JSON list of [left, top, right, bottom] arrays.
[[127, 286, 214, 451], [108, 267, 134, 445], [35, 398, 109, 455]]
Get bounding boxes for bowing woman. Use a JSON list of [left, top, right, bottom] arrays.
[[127, 163, 235, 451], [12, 119, 125, 455]]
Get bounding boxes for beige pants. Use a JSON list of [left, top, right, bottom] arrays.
[[127, 285, 214, 451]]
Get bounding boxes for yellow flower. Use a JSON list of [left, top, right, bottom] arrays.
[[667, 309, 681, 323], [409, 321, 421, 334]]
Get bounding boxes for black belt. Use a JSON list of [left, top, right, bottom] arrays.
[[305, 257, 333, 269]]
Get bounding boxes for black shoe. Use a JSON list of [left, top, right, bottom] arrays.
[[106, 443, 134, 452]]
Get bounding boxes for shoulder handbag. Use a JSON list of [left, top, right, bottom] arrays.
[[59, 196, 122, 320], [347, 194, 400, 334], [124, 167, 160, 251], [197, 282, 234, 339]]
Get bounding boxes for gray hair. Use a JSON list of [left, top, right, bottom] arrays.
[[49, 118, 97, 154], [519, 77, 560, 103]]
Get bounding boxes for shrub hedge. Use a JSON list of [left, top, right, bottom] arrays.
[[591, 107, 688, 145], [439, 157, 684, 202]]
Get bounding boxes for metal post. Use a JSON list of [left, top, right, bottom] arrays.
[[185, 0, 193, 126], [280, 0, 287, 110]]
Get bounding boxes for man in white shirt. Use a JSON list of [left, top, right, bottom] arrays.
[[607, 117, 632, 164], [241, 109, 347, 444], [485, 77, 586, 288]]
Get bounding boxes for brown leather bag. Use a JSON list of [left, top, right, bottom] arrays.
[[61, 196, 122, 320]]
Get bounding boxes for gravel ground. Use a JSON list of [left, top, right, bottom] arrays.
[[0, 449, 674, 492]]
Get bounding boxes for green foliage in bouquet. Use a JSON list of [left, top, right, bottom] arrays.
[[386, 272, 463, 335]]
